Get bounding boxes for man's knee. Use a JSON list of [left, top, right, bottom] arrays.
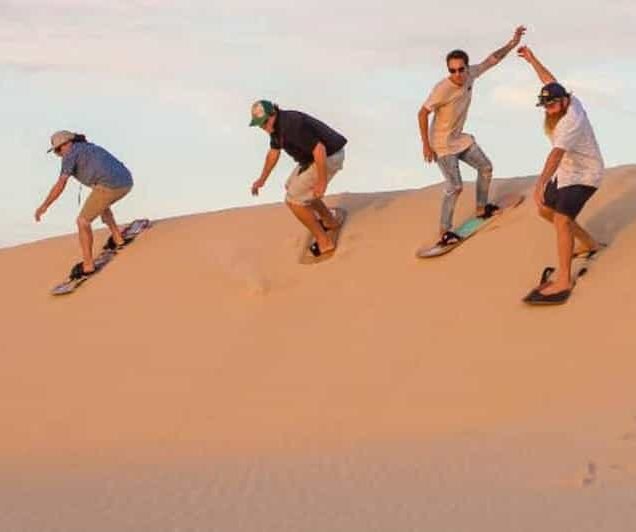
[[480, 163, 493, 179], [76, 215, 92, 229], [538, 206, 554, 221], [286, 198, 308, 211], [553, 212, 573, 229], [444, 184, 463, 197], [100, 209, 113, 224]]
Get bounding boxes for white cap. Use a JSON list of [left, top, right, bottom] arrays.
[[47, 130, 76, 153]]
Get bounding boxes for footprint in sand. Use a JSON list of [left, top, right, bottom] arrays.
[[620, 432, 636, 442], [581, 461, 597, 487]]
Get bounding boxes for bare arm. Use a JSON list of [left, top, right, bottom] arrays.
[[478, 26, 526, 71], [251, 149, 280, 196], [517, 46, 556, 85], [312, 142, 328, 198], [417, 105, 436, 162], [35, 174, 69, 221]]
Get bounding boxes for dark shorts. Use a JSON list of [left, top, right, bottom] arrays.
[[543, 179, 596, 220]]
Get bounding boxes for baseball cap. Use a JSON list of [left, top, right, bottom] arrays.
[[47, 130, 76, 153], [536, 82, 570, 107], [249, 100, 276, 127]]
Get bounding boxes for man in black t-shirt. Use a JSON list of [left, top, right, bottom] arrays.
[[250, 100, 347, 256]]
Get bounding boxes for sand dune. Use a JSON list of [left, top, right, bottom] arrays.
[[2, 165, 636, 531]]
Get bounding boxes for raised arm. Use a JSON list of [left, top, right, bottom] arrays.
[[517, 46, 556, 85], [477, 26, 526, 72]]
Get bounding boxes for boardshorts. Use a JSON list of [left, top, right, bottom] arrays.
[[544, 178, 596, 220], [285, 149, 345, 206], [79, 184, 132, 222]]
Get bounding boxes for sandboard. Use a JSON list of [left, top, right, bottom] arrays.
[[416, 194, 525, 258], [51, 218, 151, 296], [299, 207, 347, 265], [522, 245, 607, 306]]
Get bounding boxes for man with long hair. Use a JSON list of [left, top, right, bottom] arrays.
[[518, 46, 604, 303], [35, 131, 134, 279], [418, 26, 526, 247]]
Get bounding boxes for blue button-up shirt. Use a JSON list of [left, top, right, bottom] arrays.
[[61, 142, 133, 189]]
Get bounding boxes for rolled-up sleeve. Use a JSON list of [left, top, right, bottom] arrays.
[[269, 134, 281, 150]]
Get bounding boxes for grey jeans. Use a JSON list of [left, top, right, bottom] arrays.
[[436, 142, 493, 232]]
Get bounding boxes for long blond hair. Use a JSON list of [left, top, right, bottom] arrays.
[[544, 98, 569, 136]]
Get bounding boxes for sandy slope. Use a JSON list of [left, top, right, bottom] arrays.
[[1, 165, 636, 531]]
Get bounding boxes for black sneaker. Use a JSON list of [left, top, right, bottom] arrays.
[[103, 235, 134, 251], [477, 203, 500, 219], [69, 262, 96, 281], [437, 231, 462, 247]]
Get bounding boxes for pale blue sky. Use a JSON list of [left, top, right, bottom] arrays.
[[2, 0, 635, 247]]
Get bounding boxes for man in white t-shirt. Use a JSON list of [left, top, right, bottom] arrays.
[[418, 26, 526, 247], [518, 46, 604, 304]]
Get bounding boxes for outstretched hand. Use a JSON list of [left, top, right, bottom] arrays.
[[517, 45, 534, 62], [510, 26, 527, 47]]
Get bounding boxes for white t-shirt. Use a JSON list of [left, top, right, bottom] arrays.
[[423, 62, 492, 157], [550, 95, 604, 188]]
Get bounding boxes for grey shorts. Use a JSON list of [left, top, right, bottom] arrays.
[[285, 149, 345, 205]]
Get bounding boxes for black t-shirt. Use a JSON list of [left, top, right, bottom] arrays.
[[269, 110, 347, 168]]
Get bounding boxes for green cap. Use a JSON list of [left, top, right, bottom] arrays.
[[249, 100, 276, 127]]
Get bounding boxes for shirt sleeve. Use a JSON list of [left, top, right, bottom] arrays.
[[269, 133, 281, 150], [552, 108, 583, 151], [423, 82, 450, 112], [60, 151, 77, 176]]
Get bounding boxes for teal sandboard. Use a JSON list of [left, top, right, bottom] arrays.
[[416, 194, 524, 258]]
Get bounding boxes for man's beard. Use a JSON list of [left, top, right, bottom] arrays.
[[544, 107, 568, 135]]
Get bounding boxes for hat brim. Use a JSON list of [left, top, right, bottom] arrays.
[[47, 140, 70, 153], [249, 116, 268, 127]]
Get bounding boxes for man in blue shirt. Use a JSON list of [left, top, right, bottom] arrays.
[[35, 131, 134, 278]]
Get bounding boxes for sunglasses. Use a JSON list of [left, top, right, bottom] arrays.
[[448, 66, 466, 74], [540, 98, 564, 108]]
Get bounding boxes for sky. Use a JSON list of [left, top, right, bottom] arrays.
[[1, 0, 635, 247]]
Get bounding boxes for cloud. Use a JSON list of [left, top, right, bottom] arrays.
[[2, 0, 635, 82], [491, 85, 538, 108]]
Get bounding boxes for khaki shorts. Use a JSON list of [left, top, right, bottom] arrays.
[[285, 149, 345, 206], [79, 185, 132, 222]]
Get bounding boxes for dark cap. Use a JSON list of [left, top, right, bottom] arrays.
[[536, 82, 570, 107]]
